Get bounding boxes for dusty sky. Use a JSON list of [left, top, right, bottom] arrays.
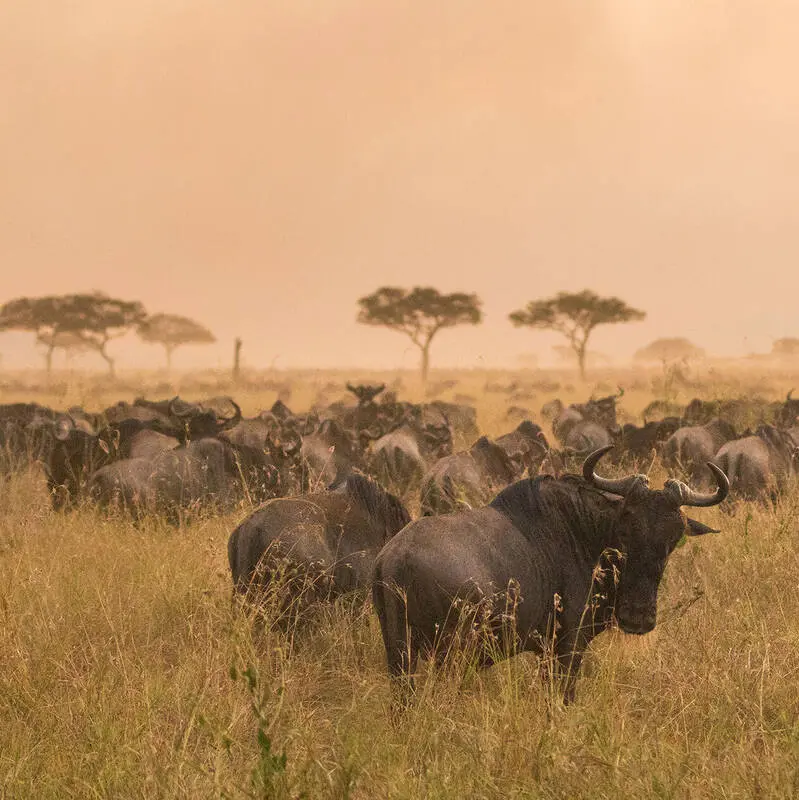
[[1, 1, 798, 371]]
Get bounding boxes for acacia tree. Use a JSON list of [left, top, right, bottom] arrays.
[[634, 337, 705, 364], [138, 313, 216, 370], [356, 287, 482, 383], [0, 293, 147, 375], [509, 290, 645, 380]]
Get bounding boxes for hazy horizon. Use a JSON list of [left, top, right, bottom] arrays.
[[2, 1, 798, 372]]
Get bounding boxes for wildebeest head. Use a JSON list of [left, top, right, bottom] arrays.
[[346, 382, 386, 406], [46, 415, 116, 509], [169, 397, 242, 440], [583, 445, 728, 635]]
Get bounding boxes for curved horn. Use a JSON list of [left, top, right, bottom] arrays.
[[582, 445, 649, 496], [218, 399, 242, 431], [169, 398, 195, 419], [664, 462, 729, 508], [787, 389, 794, 402]]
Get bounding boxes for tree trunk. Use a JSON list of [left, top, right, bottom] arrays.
[[233, 338, 243, 382], [45, 343, 54, 375], [420, 342, 431, 385], [98, 344, 115, 376], [576, 344, 587, 381]]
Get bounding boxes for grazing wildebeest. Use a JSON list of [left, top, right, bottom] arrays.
[[89, 437, 283, 522], [372, 446, 728, 702], [227, 474, 411, 614], [419, 436, 520, 516], [0, 403, 55, 474], [368, 406, 453, 493], [661, 418, 737, 483], [552, 389, 623, 445], [611, 417, 683, 465], [494, 420, 549, 474], [426, 401, 480, 449], [300, 419, 363, 489], [561, 420, 615, 455], [713, 424, 798, 501], [775, 390, 799, 428]]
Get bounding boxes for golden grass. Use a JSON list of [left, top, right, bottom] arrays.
[[1, 368, 799, 798]]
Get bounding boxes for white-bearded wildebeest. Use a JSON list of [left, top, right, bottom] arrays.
[[227, 473, 411, 621], [372, 445, 729, 703]]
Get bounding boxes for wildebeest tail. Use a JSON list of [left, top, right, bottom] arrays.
[[371, 560, 415, 679]]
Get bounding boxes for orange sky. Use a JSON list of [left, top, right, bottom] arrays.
[[1, 1, 798, 371]]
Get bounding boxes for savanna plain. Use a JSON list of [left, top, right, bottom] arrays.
[[2, 366, 799, 799]]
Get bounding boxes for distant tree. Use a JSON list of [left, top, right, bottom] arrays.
[[138, 313, 216, 370], [634, 337, 705, 364], [552, 345, 612, 368], [0, 293, 147, 375], [36, 330, 96, 367], [772, 338, 799, 357], [357, 286, 482, 383], [509, 290, 645, 380]]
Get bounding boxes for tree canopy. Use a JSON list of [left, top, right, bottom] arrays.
[[357, 286, 482, 382], [509, 290, 645, 379], [634, 337, 705, 364], [0, 293, 146, 374], [138, 313, 216, 369]]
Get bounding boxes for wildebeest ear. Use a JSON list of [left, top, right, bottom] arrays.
[[685, 517, 720, 536]]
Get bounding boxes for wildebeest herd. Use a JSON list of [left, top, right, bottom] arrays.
[[2, 384, 798, 701]]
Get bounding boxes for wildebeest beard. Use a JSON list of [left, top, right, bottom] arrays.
[[488, 474, 672, 637]]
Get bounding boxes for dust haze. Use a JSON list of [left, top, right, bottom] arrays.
[[1, 0, 797, 371]]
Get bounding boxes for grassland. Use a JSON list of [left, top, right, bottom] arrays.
[[1, 366, 799, 799]]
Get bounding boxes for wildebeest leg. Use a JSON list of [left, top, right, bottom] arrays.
[[372, 577, 418, 709], [551, 631, 587, 704]]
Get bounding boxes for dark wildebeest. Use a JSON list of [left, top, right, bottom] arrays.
[[368, 406, 453, 493], [494, 420, 549, 475], [775, 390, 799, 428], [419, 436, 520, 516], [0, 403, 55, 474], [300, 419, 363, 490], [227, 474, 411, 617], [372, 446, 728, 702], [610, 417, 683, 466], [89, 437, 283, 522], [661, 418, 737, 484], [426, 401, 480, 450], [552, 389, 623, 446], [713, 424, 798, 501]]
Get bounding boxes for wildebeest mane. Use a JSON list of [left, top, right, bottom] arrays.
[[489, 474, 620, 556], [342, 473, 411, 541]]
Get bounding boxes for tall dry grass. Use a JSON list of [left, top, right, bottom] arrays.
[[1, 368, 799, 798]]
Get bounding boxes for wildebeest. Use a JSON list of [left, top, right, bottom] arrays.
[[368, 406, 453, 493], [494, 420, 549, 474], [0, 402, 55, 474], [713, 424, 798, 501], [89, 436, 284, 522], [300, 419, 363, 489], [419, 436, 520, 516], [372, 446, 728, 701], [661, 418, 737, 483], [552, 389, 623, 446], [228, 473, 411, 616], [611, 417, 683, 465]]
